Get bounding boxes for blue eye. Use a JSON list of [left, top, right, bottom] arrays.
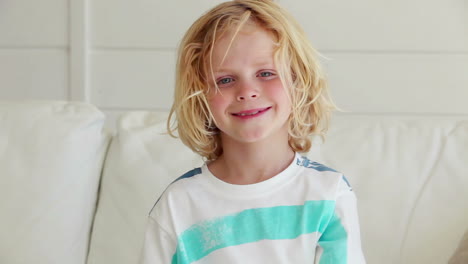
[[217, 77, 234, 85], [258, 71, 275, 78]]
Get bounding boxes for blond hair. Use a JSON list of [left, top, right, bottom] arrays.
[[168, 0, 336, 161]]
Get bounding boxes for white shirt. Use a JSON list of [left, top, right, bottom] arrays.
[[139, 153, 366, 264]]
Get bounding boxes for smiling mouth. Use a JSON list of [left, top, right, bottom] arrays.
[[232, 107, 272, 117]]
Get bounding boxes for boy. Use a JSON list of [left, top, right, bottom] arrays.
[[140, 1, 365, 263]]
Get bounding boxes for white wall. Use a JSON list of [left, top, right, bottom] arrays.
[[1, 0, 467, 125], [0, 0, 68, 100]]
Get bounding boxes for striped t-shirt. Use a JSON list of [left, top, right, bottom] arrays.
[[139, 153, 366, 264]]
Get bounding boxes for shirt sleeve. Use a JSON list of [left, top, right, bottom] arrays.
[[139, 216, 177, 264], [315, 176, 366, 264]]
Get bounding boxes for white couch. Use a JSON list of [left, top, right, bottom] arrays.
[[1, 100, 467, 264]]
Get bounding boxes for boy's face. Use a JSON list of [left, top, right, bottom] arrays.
[[207, 24, 291, 145]]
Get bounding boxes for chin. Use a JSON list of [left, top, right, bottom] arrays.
[[238, 130, 287, 144]]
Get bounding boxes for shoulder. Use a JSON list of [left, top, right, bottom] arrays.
[[149, 167, 204, 217], [163, 167, 204, 196], [295, 155, 339, 173], [295, 154, 353, 196], [174, 167, 203, 182]]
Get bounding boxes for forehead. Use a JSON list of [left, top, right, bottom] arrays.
[[211, 24, 277, 69]]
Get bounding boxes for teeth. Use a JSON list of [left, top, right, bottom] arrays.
[[238, 111, 260, 116]]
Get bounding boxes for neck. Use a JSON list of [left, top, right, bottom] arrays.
[[208, 131, 295, 185]]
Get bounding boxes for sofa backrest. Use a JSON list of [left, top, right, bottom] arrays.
[[0, 101, 110, 264], [310, 115, 468, 263], [2, 102, 465, 263], [87, 111, 203, 264]]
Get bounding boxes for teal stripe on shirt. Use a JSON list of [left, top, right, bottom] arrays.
[[171, 200, 347, 264], [317, 212, 348, 264]]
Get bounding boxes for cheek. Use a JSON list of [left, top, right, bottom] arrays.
[[270, 80, 291, 108], [269, 77, 285, 93], [207, 93, 228, 114]]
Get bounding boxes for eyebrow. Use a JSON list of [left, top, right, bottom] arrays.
[[214, 61, 275, 73]]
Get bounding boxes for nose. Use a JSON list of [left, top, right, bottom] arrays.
[[237, 94, 258, 101], [236, 80, 259, 101]]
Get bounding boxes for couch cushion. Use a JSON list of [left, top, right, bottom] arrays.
[[0, 101, 110, 264], [308, 115, 468, 264], [87, 112, 202, 264]]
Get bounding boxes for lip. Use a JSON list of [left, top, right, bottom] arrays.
[[231, 107, 272, 119]]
